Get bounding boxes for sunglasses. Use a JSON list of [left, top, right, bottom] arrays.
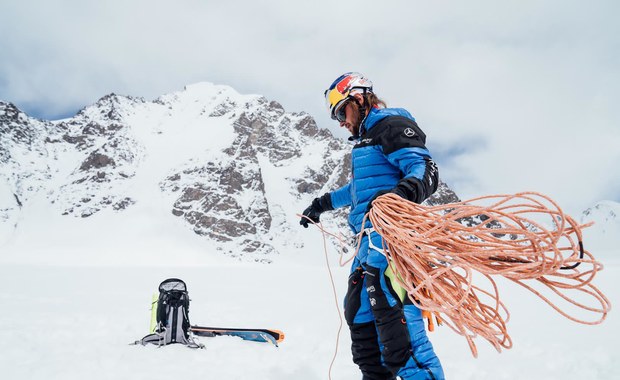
[[334, 100, 350, 122]]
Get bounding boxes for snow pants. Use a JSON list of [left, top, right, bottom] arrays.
[[344, 232, 444, 380]]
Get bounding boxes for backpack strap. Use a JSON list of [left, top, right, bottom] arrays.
[[132, 327, 167, 347]]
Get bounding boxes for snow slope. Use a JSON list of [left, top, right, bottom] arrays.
[[0, 195, 616, 380], [0, 250, 617, 380]]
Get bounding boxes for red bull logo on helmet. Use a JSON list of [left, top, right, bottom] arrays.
[[336, 75, 354, 93]]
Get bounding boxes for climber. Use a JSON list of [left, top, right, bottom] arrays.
[[300, 72, 444, 380]]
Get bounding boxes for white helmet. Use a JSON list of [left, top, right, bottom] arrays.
[[324, 72, 373, 121]]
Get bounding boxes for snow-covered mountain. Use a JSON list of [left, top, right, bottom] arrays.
[[581, 200, 620, 257], [1, 84, 618, 380], [0, 82, 459, 262]]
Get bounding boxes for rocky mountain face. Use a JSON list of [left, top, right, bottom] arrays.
[[0, 83, 459, 262]]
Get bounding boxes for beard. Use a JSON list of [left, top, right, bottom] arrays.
[[347, 102, 362, 136]]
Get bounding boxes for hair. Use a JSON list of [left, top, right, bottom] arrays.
[[364, 92, 387, 109]]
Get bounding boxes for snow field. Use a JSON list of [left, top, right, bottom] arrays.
[[0, 253, 617, 380]]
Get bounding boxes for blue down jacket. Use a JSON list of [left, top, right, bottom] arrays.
[[329, 107, 439, 236]]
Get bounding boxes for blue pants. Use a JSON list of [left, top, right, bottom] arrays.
[[344, 232, 444, 380]]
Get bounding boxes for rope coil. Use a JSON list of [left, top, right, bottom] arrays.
[[366, 191, 611, 357]]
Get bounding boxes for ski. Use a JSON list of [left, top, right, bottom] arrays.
[[190, 325, 285, 346]]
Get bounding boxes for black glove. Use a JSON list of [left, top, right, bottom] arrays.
[[366, 178, 426, 213], [391, 177, 422, 202], [300, 193, 333, 228]]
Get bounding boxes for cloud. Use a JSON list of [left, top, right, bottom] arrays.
[[0, 0, 618, 215]]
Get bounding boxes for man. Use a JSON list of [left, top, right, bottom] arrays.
[[300, 72, 444, 380]]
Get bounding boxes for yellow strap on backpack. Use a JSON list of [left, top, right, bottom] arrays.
[[149, 293, 158, 333]]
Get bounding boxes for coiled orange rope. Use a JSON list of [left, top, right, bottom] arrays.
[[367, 191, 611, 357]]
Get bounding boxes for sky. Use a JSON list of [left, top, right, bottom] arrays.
[[1, 0, 619, 216]]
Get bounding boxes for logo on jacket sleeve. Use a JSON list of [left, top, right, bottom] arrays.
[[355, 138, 373, 147], [404, 128, 416, 137]]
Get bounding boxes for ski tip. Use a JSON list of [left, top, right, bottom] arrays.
[[273, 330, 285, 343]]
